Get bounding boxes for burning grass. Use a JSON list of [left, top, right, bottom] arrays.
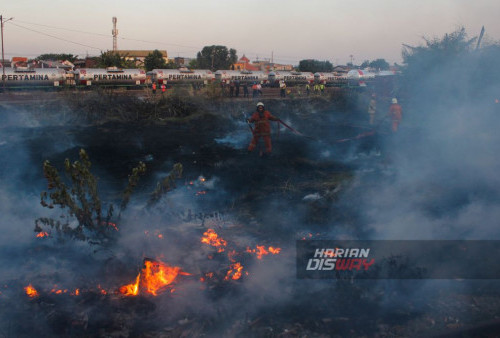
[[4, 88, 500, 337], [119, 258, 191, 297]]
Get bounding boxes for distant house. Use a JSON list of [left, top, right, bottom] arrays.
[[333, 66, 349, 75], [33, 60, 74, 70], [233, 55, 260, 71], [252, 60, 294, 72], [271, 63, 294, 71], [82, 57, 98, 68], [116, 50, 168, 67], [11, 57, 28, 67], [174, 57, 194, 67]]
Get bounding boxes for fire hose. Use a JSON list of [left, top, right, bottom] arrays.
[[277, 119, 317, 140], [334, 116, 389, 143], [242, 112, 254, 134]]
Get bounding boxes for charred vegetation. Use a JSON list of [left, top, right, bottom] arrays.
[[3, 30, 500, 336]]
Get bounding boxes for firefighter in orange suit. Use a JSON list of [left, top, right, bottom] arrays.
[[247, 102, 280, 154], [388, 98, 402, 132]]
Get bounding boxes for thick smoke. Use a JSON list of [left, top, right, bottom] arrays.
[[3, 39, 500, 335], [355, 42, 500, 239]]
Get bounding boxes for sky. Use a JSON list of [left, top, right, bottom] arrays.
[[2, 0, 499, 66]]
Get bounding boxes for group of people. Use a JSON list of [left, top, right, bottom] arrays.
[[367, 94, 402, 132], [151, 82, 167, 94], [224, 81, 255, 98], [246, 95, 402, 157], [305, 83, 325, 96]]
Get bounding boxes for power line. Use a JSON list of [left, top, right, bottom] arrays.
[[11, 19, 201, 51], [9, 22, 102, 51], [9, 19, 309, 62], [7, 19, 325, 64], [13, 19, 110, 38]]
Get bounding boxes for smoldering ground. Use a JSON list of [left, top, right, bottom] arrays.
[[0, 93, 385, 336], [2, 54, 500, 335]]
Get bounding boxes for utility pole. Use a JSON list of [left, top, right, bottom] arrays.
[[1, 15, 14, 89], [112, 17, 118, 52], [211, 50, 215, 71]]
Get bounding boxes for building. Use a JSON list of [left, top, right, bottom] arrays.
[[116, 50, 168, 67], [252, 60, 294, 71], [173, 57, 194, 67], [33, 60, 74, 70], [232, 55, 260, 71]]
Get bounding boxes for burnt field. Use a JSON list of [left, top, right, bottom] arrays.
[[0, 92, 500, 337]]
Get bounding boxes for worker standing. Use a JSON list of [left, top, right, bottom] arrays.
[[279, 81, 286, 98], [305, 83, 310, 96], [314, 83, 320, 94], [247, 102, 280, 156], [229, 81, 235, 97], [368, 93, 377, 125], [235, 80, 240, 97], [152, 82, 157, 94], [243, 82, 249, 98], [161, 83, 166, 95], [252, 83, 258, 98], [388, 98, 402, 132]]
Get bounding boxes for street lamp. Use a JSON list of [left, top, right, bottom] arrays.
[[1, 15, 14, 89]]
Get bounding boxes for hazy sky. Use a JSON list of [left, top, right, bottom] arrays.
[[2, 0, 499, 65]]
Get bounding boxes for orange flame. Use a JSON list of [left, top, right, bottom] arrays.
[[119, 273, 140, 296], [224, 262, 244, 280], [36, 232, 49, 238], [97, 285, 107, 295], [201, 229, 227, 252], [246, 245, 282, 259], [119, 259, 190, 297], [268, 246, 281, 254], [24, 284, 39, 298]]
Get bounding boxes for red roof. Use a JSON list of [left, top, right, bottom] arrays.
[[239, 55, 250, 63], [244, 63, 260, 71]]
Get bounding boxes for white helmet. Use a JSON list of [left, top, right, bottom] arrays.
[[256, 102, 265, 108], [392, 98, 398, 104]]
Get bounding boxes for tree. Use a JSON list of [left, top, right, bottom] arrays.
[[368, 59, 390, 70], [399, 27, 492, 118], [97, 51, 135, 68], [402, 27, 475, 73], [188, 59, 198, 69], [298, 59, 333, 73], [36, 53, 78, 63], [196, 45, 238, 71], [144, 49, 167, 71], [360, 60, 370, 68]]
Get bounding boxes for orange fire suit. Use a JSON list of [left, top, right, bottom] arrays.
[[388, 103, 402, 132], [248, 110, 280, 153]]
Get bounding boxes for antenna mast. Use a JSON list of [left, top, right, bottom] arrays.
[[112, 17, 118, 51]]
